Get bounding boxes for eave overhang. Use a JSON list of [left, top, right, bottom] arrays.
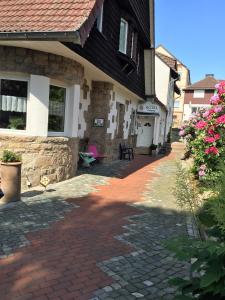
[[0, 31, 81, 43]]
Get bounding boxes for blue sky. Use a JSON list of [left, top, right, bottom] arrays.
[[155, 0, 225, 84]]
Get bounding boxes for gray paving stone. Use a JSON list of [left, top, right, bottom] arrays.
[[0, 173, 110, 256], [90, 157, 192, 300]]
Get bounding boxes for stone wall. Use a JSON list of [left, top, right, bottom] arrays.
[[78, 81, 138, 161], [0, 135, 79, 191], [87, 81, 113, 155], [0, 46, 84, 84]]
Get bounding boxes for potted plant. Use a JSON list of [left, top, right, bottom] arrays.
[[0, 150, 22, 205], [149, 144, 158, 156]]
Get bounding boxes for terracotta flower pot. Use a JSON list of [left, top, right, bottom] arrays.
[[0, 162, 22, 205]]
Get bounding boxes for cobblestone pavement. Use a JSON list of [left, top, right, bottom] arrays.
[[90, 157, 190, 300], [0, 174, 108, 257], [0, 146, 191, 300]]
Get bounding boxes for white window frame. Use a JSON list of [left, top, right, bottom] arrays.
[[119, 18, 128, 54], [131, 32, 135, 59], [0, 73, 29, 135], [194, 89, 205, 98], [48, 80, 69, 137], [97, 2, 104, 32], [137, 52, 140, 74]]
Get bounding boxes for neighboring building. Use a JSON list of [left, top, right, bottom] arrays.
[[154, 50, 180, 144], [0, 0, 155, 189], [156, 45, 191, 128], [135, 98, 167, 154], [183, 74, 219, 121]]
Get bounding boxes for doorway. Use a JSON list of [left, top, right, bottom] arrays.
[[137, 116, 155, 147]]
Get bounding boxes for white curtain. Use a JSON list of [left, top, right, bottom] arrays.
[[0, 95, 27, 113]]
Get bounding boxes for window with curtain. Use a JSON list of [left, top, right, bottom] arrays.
[[0, 79, 28, 130], [119, 19, 128, 54], [48, 85, 66, 132]]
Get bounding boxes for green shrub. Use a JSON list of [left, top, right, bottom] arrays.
[[174, 163, 201, 214], [1, 150, 22, 163], [197, 163, 225, 236], [166, 238, 225, 300], [150, 143, 157, 150]]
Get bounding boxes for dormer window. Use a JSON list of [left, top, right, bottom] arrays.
[[97, 2, 104, 32], [119, 18, 128, 54]]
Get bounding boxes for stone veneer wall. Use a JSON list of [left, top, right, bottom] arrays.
[[0, 136, 79, 191], [0, 46, 84, 190], [87, 81, 113, 155], [0, 46, 84, 84], [80, 81, 137, 161]]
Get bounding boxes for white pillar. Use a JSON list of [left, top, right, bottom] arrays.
[[27, 75, 50, 136], [153, 116, 159, 145], [69, 84, 80, 138]]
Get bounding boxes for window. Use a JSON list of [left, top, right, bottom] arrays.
[[130, 109, 136, 135], [0, 79, 28, 130], [137, 52, 140, 74], [117, 103, 125, 138], [194, 89, 205, 98], [191, 107, 198, 114], [178, 72, 182, 81], [48, 85, 66, 132], [131, 32, 138, 60], [119, 19, 128, 54], [97, 2, 104, 32], [174, 101, 180, 108]]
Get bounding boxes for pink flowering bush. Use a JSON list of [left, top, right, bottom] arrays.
[[180, 81, 225, 181]]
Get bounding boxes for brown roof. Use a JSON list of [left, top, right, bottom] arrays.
[[156, 52, 177, 73], [0, 0, 103, 45], [185, 76, 219, 90]]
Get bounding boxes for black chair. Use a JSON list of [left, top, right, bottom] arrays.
[[119, 144, 134, 160]]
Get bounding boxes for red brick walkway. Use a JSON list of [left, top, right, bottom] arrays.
[[0, 154, 172, 300]]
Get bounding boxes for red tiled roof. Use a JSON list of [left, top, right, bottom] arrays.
[[0, 0, 103, 44], [156, 52, 177, 73], [185, 76, 219, 90]]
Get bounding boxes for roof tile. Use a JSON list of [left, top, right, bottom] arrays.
[[0, 0, 99, 33], [156, 52, 177, 73], [185, 76, 220, 90]]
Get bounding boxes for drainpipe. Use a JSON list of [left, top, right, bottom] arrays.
[[166, 77, 178, 139]]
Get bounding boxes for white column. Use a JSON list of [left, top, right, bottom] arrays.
[[69, 84, 80, 138], [27, 75, 50, 136], [153, 116, 159, 145]]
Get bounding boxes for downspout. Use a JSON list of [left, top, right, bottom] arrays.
[[165, 76, 177, 142]]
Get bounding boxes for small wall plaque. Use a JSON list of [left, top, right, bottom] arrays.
[[93, 118, 105, 127]]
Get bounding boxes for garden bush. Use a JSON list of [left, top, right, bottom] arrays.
[[179, 81, 225, 182], [166, 238, 225, 300]]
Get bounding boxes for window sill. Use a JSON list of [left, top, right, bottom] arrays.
[[48, 131, 67, 137], [0, 128, 27, 135]]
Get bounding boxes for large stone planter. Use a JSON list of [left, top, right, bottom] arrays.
[[0, 162, 22, 205]]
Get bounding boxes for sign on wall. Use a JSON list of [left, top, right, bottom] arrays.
[[137, 101, 159, 115]]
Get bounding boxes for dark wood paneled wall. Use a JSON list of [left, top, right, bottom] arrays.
[[65, 0, 151, 98]]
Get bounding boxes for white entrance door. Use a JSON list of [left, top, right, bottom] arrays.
[[137, 117, 154, 147]]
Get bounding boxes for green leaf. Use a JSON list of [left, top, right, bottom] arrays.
[[169, 277, 189, 288], [200, 271, 221, 288]]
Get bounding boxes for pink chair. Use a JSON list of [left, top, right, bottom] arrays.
[[87, 144, 106, 161]]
